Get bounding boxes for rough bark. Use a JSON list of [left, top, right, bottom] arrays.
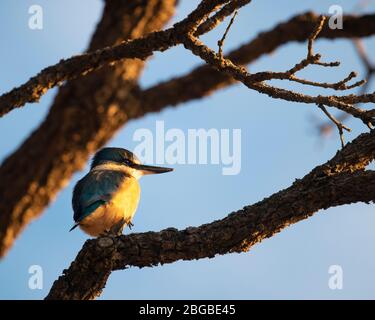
[[0, 0, 177, 257], [45, 129, 375, 300]]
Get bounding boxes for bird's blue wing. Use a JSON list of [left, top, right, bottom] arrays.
[[72, 170, 127, 223], [69, 199, 106, 231]]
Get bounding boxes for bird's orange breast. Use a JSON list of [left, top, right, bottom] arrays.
[[79, 176, 140, 237]]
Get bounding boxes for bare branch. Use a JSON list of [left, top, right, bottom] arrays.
[[181, 24, 375, 127], [1, 9, 374, 118], [217, 10, 238, 60], [0, 0, 232, 118], [140, 12, 375, 113], [229, 16, 367, 93], [318, 39, 375, 136], [318, 104, 351, 148], [46, 128, 375, 299], [48, 169, 375, 300]]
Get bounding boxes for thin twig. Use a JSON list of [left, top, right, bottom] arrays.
[[306, 16, 341, 67], [317, 38, 375, 136], [318, 104, 351, 148], [218, 10, 238, 61], [228, 15, 367, 93], [307, 16, 326, 58]]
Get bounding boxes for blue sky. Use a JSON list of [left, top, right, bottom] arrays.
[[0, 0, 374, 299]]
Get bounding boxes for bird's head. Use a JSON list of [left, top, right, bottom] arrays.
[[91, 147, 173, 178]]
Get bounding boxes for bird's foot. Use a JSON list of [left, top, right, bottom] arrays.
[[100, 219, 126, 237], [128, 221, 134, 230], [111, 218, 126, 235]]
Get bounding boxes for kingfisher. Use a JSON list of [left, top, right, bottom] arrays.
[[70, 147, 173, 236]]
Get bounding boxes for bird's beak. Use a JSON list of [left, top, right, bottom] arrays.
[[132, 163, 173, 175]]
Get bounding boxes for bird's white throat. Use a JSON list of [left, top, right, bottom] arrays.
[[91, 163, 144, 180]]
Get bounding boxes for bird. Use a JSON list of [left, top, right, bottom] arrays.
[[70, 147, 173, 237]]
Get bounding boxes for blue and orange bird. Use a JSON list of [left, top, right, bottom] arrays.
[[70, 148, 173, 236]]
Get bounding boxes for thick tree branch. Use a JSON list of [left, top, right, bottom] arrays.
[[1, 11, 374, 259], [46, 129, 375, 299]]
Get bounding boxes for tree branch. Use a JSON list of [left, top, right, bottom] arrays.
[[196, 0, 251, 36], [0, 0, 234, 118], [181, 19, 375, 128], [139, 12, 375, 113], [1, 8, 374, 118], [318, 39, 375, 136], [1, 11, 374, 258], [46, 129, 375, 299]]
